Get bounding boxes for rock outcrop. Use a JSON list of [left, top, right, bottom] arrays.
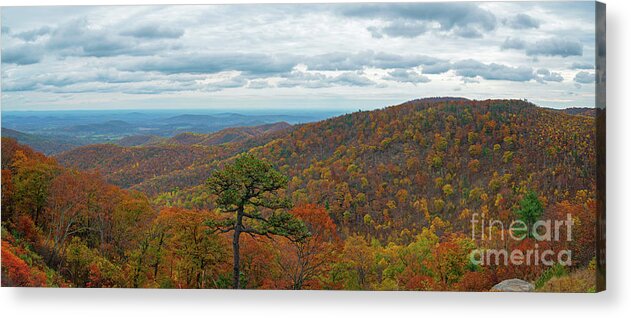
[[490, 279, 535, 292]]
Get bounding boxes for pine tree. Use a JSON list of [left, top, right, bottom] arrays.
[[206, 153, 310, 289]]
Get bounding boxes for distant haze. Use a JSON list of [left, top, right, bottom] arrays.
[[1, 2, 597, 110]]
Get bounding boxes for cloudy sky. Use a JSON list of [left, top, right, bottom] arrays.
[[1, 2, 597, 111]]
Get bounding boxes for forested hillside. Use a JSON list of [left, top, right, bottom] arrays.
[[2, 99, 598, 291], [1, 128, 86, 155], [56, 122, 292, 189], [58, 99, 596, 239]]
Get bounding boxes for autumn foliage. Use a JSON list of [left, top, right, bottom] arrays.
[[1, 99, 599, 291]]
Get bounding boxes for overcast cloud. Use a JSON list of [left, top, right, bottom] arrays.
[[1, 2, 597, 110]]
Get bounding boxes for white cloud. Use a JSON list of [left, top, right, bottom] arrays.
[[1, 2, 598, 110]]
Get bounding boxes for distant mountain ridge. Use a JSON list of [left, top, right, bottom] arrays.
[[2, 111, 329, 148], [559, 107, 596, 117], [0, 127, 86, 155], [112, 122, 292, 147], [55, 121, 294, 189], [164, 122, 291, 146]]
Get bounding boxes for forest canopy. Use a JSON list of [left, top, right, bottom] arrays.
[[2, 99, 599, 291]]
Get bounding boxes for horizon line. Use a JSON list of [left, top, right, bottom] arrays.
[[0, 97, 597, 112]]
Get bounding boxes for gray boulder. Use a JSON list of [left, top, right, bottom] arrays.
[[490, 279, 535, 292]]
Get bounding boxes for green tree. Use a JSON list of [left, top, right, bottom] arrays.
[[514, 191, 544, 238], [206, 153, 310, 289], [11, 152, 58, 224]]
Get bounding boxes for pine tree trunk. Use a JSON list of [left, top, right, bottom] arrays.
[[233, 209, 243, 289]]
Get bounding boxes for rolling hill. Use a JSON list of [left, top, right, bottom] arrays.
[[160, 122, 291, 147], [0, 127, 86, 155], [56, 98, 597, 241], [56, 121, 294, 189]]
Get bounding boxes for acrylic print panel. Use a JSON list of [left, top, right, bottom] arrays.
[[0, 2, 605, 292]]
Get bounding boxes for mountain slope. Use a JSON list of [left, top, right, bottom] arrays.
[[57, 99, 596, 240], [164, 122, 291, 147], [1, 127, 85, 155], [114, 134, 162, 147], [56, 122, 293, 189]]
